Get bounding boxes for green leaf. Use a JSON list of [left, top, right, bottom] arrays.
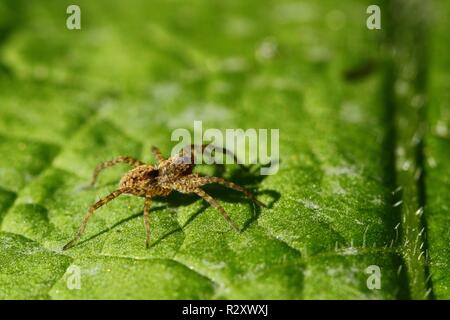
[[424, 0, 450, 298], [0, 0, 447, 299], [0, 232, 71, 299]]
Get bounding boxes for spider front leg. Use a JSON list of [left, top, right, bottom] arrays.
[[90, 156, 144, 187], [62, 189, 127, 250], [181, 144, 247, 170], [172, 174, 266, 231], [151, 146, 166, 164], [143, 197, 152, 248], [190, 175, 267, 208], [200, 176, 267, 208], [172, 176, 241, 231], [194, 188, 240, 231]]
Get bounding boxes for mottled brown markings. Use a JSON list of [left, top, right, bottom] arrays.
[[63, 144, 265, 250]]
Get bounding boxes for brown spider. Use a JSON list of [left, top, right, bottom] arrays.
[[62, 144, 266, 250]]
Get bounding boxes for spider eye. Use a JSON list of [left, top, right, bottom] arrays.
[[147, 169, 159, 178]]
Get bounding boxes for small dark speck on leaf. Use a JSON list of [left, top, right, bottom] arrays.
[[343, 60, 377, 82]]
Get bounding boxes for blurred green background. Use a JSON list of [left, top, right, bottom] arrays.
[[0, 0, 448, 299]]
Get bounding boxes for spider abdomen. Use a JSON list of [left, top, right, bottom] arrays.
[[119, 165, 158, 191]]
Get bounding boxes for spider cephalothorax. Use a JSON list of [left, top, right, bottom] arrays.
[[63, 144, 265, 250]]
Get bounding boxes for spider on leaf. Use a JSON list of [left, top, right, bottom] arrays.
[[63, 144, 266, 250]]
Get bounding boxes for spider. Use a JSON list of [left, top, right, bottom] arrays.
[[62, 144, 266, 250]]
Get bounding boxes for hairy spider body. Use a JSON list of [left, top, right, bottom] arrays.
[[119, 165, 161, 196], [63, 145, 265, 250]]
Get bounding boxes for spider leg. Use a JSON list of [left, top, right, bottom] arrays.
[[194, 188, 240, 232], [181, 144, 247, 170], [90, 156, 144, 187], [151, 146, 165, 164], [143, 197, 152, 248], [196, 176, 266, 208], [62, 189, 127, 250], [171, 176, 240, 231]]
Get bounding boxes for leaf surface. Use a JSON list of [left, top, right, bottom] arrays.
[[0, 0, 447, 299]]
